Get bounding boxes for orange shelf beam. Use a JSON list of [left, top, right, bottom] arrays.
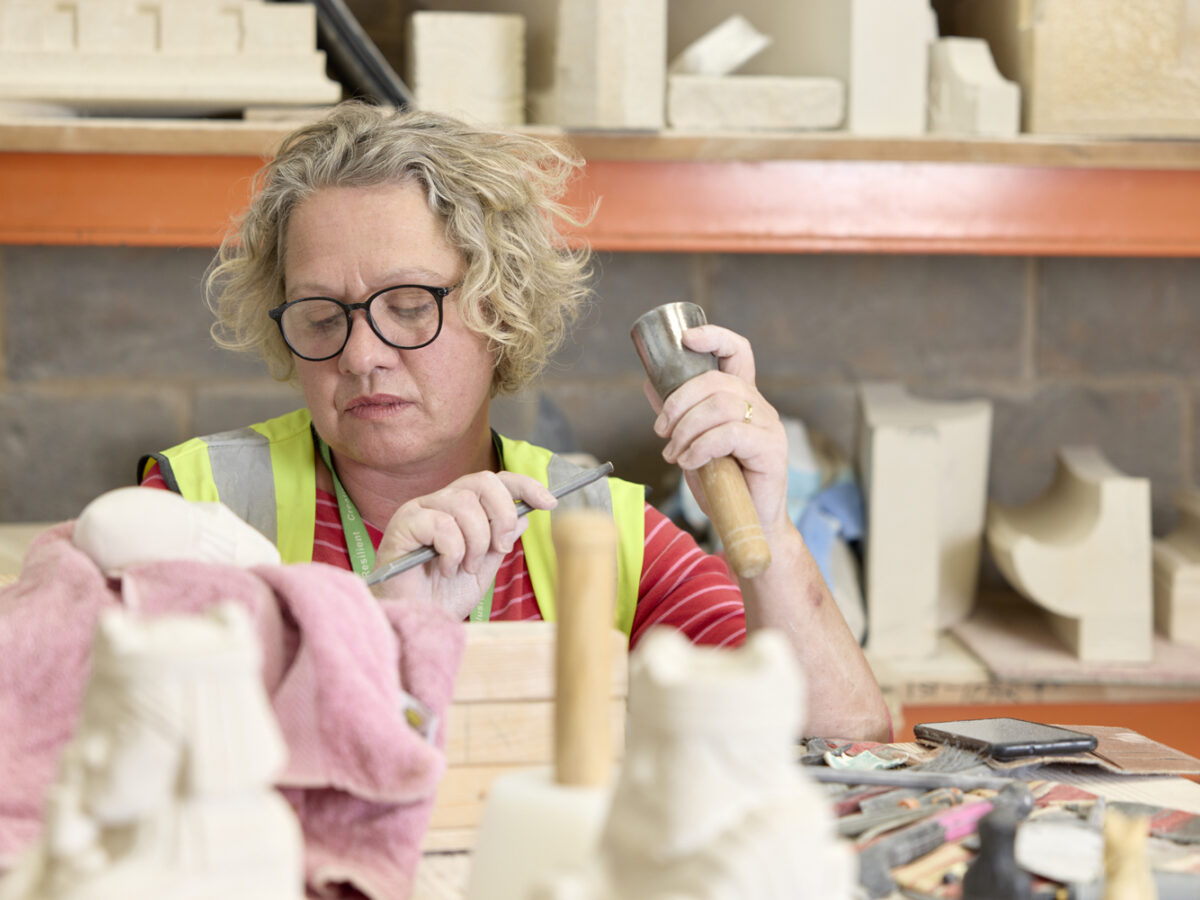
[[6, 152, 1200, 255]]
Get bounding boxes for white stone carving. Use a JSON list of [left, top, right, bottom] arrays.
[[987, 445, 1154, 662], [533, 628, 855, 900], [72, 486, 281, 577], [1153, 490, 1200, 647], [0, 1, 340, 116], [928, 37, 1020, 136], [0, 604, 303, 899], [857, 382, 993, 660], [542, 0, 667, 129], [407, 11, 525, 126], [667, 74, 845, 131]]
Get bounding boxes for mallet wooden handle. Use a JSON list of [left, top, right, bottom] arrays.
[[552, 509, 616, 788], [697, 456, 771, 579]]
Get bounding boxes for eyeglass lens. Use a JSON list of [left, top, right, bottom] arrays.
[[280, 287, 442, 358]]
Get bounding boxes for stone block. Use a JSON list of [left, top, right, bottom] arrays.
[[1152, 490, 1200, 647], [668, 14, 770, 77], [857, 391, 941, 660], [987, 445, 1153, 662], [241, 2, 318, 54], [928, 37, 1020, 136], [667, 74, 844, 131], [857, 382, 992, 660], [546, 0, 667, 129], [1, 1, 75, 52], [943, 0, 1200, 137], [159, 4, 241, 54], [75, 1, 157, 53], [407, 11, 525, 126]]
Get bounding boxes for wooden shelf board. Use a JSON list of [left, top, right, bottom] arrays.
[[7, 117, 1200, 168], [5, 119, 1200, 254]]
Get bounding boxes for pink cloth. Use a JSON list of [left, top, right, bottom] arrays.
[[0, 522, 465, 899]]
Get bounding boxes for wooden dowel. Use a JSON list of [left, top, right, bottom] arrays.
[[552, 509, 617, 788]]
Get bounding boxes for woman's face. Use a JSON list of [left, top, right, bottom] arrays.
[[284, 181, 495, 475]]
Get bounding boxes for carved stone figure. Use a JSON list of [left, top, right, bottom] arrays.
[[0, 604, 303, 899], [534, 627, 855, 899]]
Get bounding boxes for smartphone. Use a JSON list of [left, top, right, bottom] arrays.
[[912, 717, 1098, 762]]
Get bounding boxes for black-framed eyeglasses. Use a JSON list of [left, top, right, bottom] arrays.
[[268, 283, 460, 361]]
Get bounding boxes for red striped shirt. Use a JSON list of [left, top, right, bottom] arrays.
[[142, 464, 746, 649]]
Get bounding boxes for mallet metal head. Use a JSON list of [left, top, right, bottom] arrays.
[[630, 302, 715, 401]]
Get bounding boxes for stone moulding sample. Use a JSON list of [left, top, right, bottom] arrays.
[[856, 382, 992, 661], [987, 445, 1153, 663], [928, 36, 1020, 137], [1152, 490, 1200, 648], [0, 1, 341, 116]]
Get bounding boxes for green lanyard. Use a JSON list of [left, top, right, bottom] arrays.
[[316, 435, 493, 622]]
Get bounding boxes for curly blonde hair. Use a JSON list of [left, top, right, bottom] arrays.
[[207, 101, 593, 394]]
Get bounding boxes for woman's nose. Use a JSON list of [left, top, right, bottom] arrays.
[[338, 309, 400, 374]]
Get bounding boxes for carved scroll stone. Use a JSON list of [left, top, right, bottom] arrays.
[[987, 445, 1153, 663]]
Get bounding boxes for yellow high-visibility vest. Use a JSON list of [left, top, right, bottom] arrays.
[[140, 408, 643, 635]]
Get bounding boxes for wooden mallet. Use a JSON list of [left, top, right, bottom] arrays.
[[631, 302, 771, 579]]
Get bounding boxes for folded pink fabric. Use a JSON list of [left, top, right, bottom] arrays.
[[0, 523, 465, 899]]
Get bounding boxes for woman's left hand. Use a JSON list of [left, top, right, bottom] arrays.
[[369, 470, 556, 619], [644, 323, 790, 541]]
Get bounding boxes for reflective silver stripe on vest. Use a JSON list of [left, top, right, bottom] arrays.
[[203, 428, 278, 544], [547, 455, 612, 516]]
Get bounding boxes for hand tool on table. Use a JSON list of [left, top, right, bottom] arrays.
[[631, 302, 770, 578], [365, 461, 614, 585], [464, 508, 618, 899]]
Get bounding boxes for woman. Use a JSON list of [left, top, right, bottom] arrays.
[[139, 101, 889, 741]]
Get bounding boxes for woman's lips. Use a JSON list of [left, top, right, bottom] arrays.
[[344, 395, 411, 419]]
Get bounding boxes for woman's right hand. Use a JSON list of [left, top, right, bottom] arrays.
[[369, 470, 557, 620]]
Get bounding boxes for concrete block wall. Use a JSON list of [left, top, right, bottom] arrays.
[[1, 246, 1196, 549]]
